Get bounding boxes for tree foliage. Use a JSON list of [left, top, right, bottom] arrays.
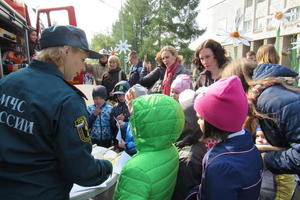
[[91, 0, 204, 68], [90, 33, 114, 52]]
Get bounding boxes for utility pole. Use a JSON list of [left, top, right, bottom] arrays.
[[121, 0, 126, 74], [97, 0, 129, 73]]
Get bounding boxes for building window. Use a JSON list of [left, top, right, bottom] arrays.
[[287, 7, 300, 22], [245, 0, 253, 8], [254, 17, 264, 31], [256, 0, 265, 3], [243, 20, 252, 32], [266, 18, 275, 30]]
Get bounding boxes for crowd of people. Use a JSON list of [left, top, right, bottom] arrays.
[[0, 24, 300, 200]]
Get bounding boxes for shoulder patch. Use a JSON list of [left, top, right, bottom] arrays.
[[74, 116, 91, 143]]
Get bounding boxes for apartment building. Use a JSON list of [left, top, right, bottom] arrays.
[[202, 0, 300, 67]]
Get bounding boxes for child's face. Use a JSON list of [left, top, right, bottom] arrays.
[[93, 96, 105, 107], [117, 94, 126, 102], [196, 114, 205, 133], [109, 60, 118, 69], [170, 89, 180, 101], [256, 130, 268, 145]]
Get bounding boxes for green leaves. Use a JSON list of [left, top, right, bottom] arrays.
[[90, 33, 114, 53], [91, 0, 204, 67]]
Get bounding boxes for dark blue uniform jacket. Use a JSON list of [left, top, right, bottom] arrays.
[[0, 60, 112, 200]]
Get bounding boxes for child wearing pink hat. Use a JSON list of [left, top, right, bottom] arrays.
[[170, 74, 191, 101], [190, 75, 263, 200]]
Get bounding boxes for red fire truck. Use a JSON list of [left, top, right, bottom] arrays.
[[0, 0, 77, 78]]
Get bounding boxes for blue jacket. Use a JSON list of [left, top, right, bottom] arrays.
[[0, 60, 112, 200], [123, 122, 137, 155], [253, 63, 300, 176], [199, 130, 263, 200], [87, 103, 113, 142]]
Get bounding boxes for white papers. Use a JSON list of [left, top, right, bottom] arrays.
[[92, 146, 114, 160], [114, 117, 123, 143], [116, 127, 122, 142], [70, 147, 117, 199], [70, 147, 131, 199], [70, 175, 119, 200], [70, 177, 109, 193], [113, 151, 131, 174]]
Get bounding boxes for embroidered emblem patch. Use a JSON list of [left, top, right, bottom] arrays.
[[74, 116, 91, 143]]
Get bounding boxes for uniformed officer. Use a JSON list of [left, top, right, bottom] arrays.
[[0, 25, 113, 200]]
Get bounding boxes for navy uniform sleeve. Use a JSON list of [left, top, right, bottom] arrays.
[[54, 94, 112, 186]]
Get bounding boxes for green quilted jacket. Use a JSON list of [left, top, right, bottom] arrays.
[[113, 94, 185, 200]]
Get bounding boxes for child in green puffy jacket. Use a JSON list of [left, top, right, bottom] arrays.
[[113, 94, 185, 200]]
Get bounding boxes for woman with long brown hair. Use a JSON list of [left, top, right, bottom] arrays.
[[192, 39, 229, 89]]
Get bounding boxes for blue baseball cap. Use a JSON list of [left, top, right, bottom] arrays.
[[39, 25, 102, 59], [112, 81, 130, 95]]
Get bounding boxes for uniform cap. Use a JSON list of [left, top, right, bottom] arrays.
[[39, 25, 103, 59]]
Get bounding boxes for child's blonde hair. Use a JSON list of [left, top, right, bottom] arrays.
[[108, 55, 120, 68]]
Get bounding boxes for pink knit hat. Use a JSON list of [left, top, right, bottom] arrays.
[[193, 75, 248, 132], [171, 74, 191, 93]]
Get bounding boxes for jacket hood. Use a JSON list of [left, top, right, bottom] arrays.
[[130, 94, 184, 152], [253, 63, 298, 81]]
